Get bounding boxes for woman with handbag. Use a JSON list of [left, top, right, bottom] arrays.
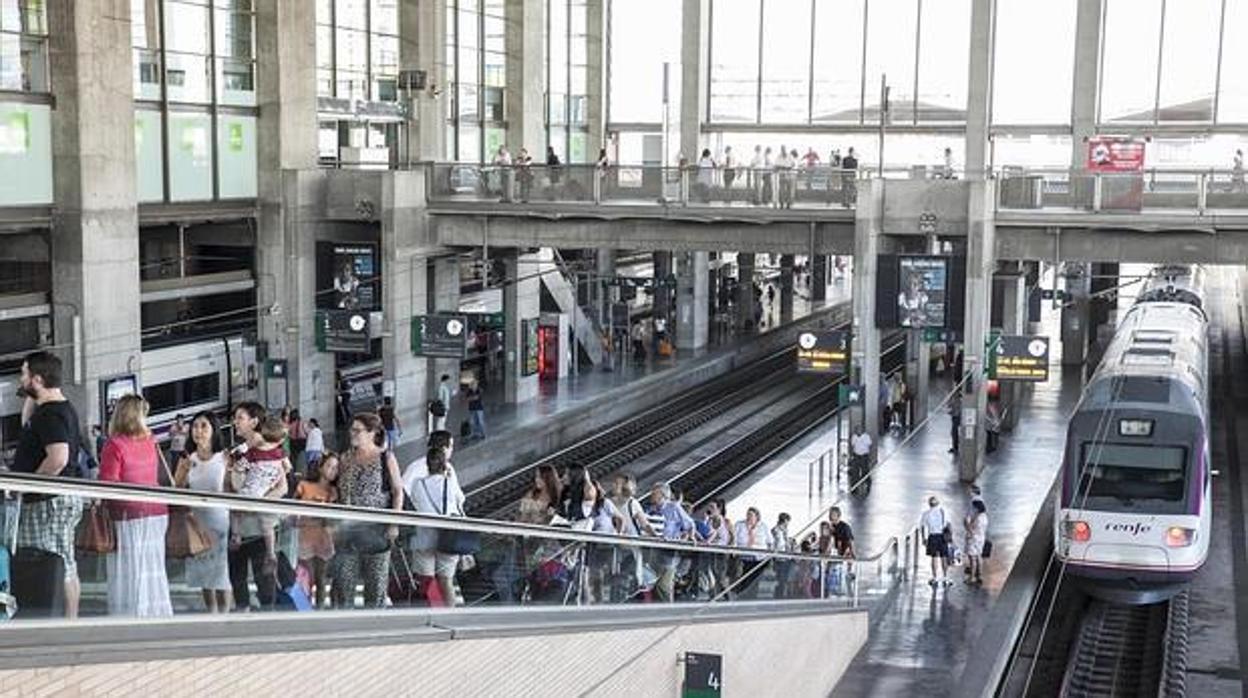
[[411, 445, 467, 607], [98, 395, 173, 617], [173, 411, 231, 613], [335, 413, 404, 608]]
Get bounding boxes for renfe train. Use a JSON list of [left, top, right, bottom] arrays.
[[1055, 265, 1211, 604]]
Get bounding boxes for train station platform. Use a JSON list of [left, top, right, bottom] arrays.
[[393, 279, 852, 489]]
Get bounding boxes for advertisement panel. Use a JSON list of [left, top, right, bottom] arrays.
[[896, 256, 949, 329], [316, 242, 379, 310], [1085, 137, 1146, 173], [521, 318, 540, 376]]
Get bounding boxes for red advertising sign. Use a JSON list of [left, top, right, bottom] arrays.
[[1086, 137, 1146, 173]]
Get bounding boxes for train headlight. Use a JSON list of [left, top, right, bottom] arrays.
[[1064, 520, 1091, 543], [1165, 526, 1195, 547]]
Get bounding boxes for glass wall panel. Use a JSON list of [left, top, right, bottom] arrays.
[[165, 52, 212, 104], [1156, 0, 1219, 122], [135, 109, 165, 203], [709, 0, 761, 123], [370, 0, 399, 35], [992, 0, 1075, 124], [1220, 0, 1248, 122], [916, 0, 970, 122], [458, 122, 481, 161], [1099, 0, 1162, 122], [811, 0, 864, 123], [992, 134, 1074, 169], [371, 33, 398, 101], [864, 0, 917, 123], [607, 0, 681, 124], [217, 113, 257, 198], [165, 2, 211, 55], [217, 58, 256, 106], [759, 0, 811, 124], [0, 101, 51, 205], [167, 111, 214, 201]]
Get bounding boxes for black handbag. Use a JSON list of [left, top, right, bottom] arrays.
[[425, 479, 479, 556], [982, 539, 993, 559]]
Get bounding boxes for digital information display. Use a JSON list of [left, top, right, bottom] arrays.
[[896, 256, 949, 329], [321, 310, 370, 353], [796, 330, 850, 375], [993, 335, 1050, 382]]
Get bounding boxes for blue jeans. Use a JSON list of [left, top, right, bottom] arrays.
[[469, 409, 486, 438], [386, 428, 401, 449]]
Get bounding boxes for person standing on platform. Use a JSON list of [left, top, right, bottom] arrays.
[[850, 425, 872, 486], [428, 374, 452, 433], [963, 499, 988, 585], [749, 145, 764, 204], [722, 146, 737, 192], [466, 382, 486, 441], [379, 396, 401, 449], [770, 512, 793, 599], [920, 497, 952, 587], [1234, 149, 1245, 192], [948, 391, 963, 455], [167, 414, 188, 464], [841, 147, 859, 208], [645, 483, 695, 602], [304, 418, 324, 471]]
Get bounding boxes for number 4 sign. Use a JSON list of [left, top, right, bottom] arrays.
[[683, 652, 723, 697]]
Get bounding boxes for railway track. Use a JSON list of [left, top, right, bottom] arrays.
[[465, 304, 852, 517]]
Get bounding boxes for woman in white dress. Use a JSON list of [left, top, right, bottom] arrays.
[[964, 499, 988, 585], [175, 411, 233, 613]]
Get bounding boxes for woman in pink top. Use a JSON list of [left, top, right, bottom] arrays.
[[98, 394, 172, 617]]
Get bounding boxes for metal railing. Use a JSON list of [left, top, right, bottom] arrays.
[[996, 167, 1248, 214]]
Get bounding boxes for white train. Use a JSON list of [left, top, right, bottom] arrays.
[[1055, 266, 1210, 604]]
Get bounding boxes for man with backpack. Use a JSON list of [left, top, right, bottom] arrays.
[[919, 496, 953, 587]]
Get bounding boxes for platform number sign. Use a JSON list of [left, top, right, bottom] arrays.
[[991, 335, 1051, 382], [683, 652, 722, 698]]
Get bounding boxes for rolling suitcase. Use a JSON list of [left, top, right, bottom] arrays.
[[12, 546, 66, 619]]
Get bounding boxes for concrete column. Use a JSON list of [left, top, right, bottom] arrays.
[[1071, 0, 1105, 168], [505, 0, 546, 156], [1061, 263, 1092, 367], [958, 180, 997, 482], [48, 0, 142, 431], [429, 255, 462, 416], [811, 255, 828, 302], [653, 251, 673, 325], [997, 272, 1026, 429], [596, 248, 616, 326], [905, 330, 931, 428], [736, 252, 755, 330], [679, 0, 709, 160], [676, 250, 709, 351], [964, 0, 994, 176], [779, 254, 795, 323], [585, 0, 607, 154], [381, 171, 432, 442], [400, 0, 447, 162], [851, 181, 884, 439], [254, 0, 326, 426], [504, 252, 540, 404]]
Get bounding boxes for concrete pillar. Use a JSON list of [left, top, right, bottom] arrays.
[[811, 255, 828, 302], [680, 0, 709, 160], [958, 181, 997, 482], [736, 252, 755, 330], [653, 251, 673, 325], [586, 0, 608, 155], [504, 252, 540, 404], [48, 0, 142, 431], [254, 0, 326, 426], [596, 248, 616, 327], [779, 254, 795, 323], [1061, 263, 1092, 367], [381, 171, 431, 442], [995, 271, 1026, 430], [676, 250, 709, 351], [400, 0, 447, 162], [505, 0, 546, 156], [429, 255, 462, 416], [1071, 0, 1105, 168], [905, 330, 931, 429], [851, 181, 884, 439], [964, 0, 994, 175]]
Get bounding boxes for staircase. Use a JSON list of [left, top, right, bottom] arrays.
[[537, 249, 604, 366]]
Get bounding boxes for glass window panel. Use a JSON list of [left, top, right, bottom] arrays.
[[549, 92, 567, 124], [316, 0, 332, 23], [165, 2, 211, 55], [317, 24, 334, 69], [132, 0, 161, 50], [548, 125, 567, 160], [0, 32, 21, 90], [458, 7, 479, 49], [1, 0, 46, 35], [812, 0, 864, 123], [484, 125, 505, 157], [335, 0, 367, 30], [759, 0, 812, 124], [319, 120, 339, 159], [864, 0, 917, 124], [135, 109, 164, 202], [215, 10, 254, 60], [1100, 0, 1162, 122], [1157, 0, 1219, 122], [0, 102, 52, 205], [458, 36, 480, 83], [991, 134, 1073, 169], [916, 0, 970, 122], [134, 48, 163, 100], [370, 0, 398, 35], [1220, 0, 1248, 122], [483, 85, 504, 121], [569, 65, 587, 96], [165, 52, 212, 103], [167, 111, 214, 202], [317, 67, 334, 97], [217, 114, 257, 198], [458, 122, 481, 161], [607, 0, 681, 124], [992, 0, 1076, 124], [484, 50, 505, 88], [459, 82, 479, 120], [371, 33, 398, 76], [217, 58, 256, 106], [569, 94, 588, 125], [570, 128, 589, 163], [216, 0, 255, 10], [710, 0, 761, 123], [336, 69, 368, 101], [335, 27, 367, 74], [484, 13, 505, 53], [0, 32, 46, 92]]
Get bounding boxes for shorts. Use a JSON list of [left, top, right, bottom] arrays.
[[925, 533, 947, 558], [413, 549, 459, 578], [17, 495, 85, 580]]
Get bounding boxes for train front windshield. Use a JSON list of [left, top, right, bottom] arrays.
[[1077, 443, 1188, 512]]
